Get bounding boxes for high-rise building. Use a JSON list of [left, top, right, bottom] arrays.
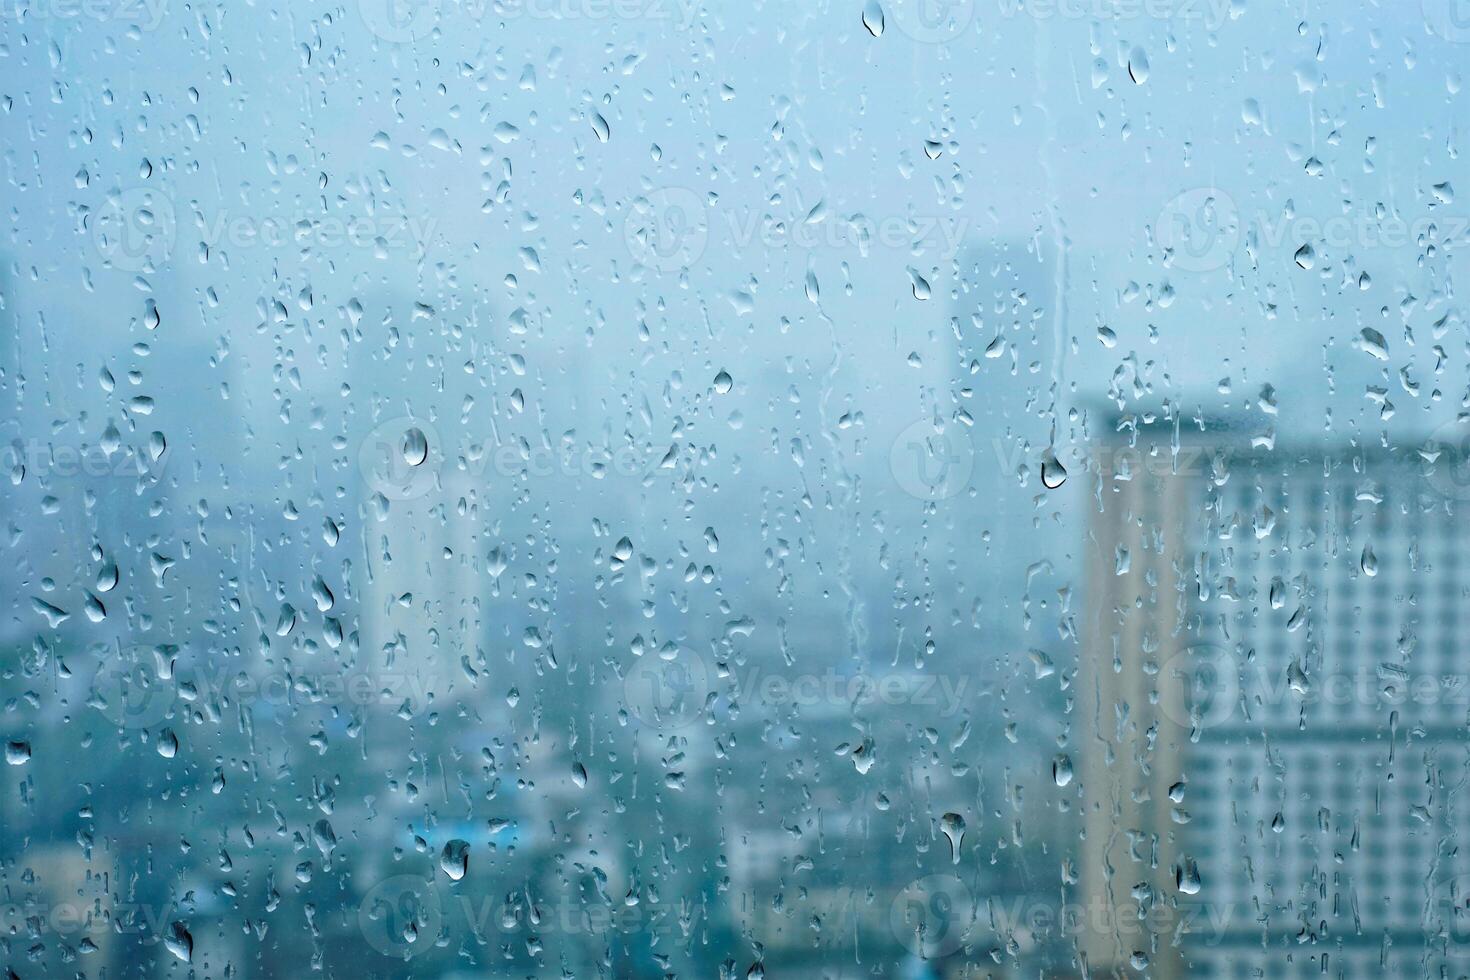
[[1078, 408, 1470, 978], [1076, 408, 1214, 979]]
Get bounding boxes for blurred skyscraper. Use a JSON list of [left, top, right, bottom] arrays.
[[1079, 409, 1470, 978]]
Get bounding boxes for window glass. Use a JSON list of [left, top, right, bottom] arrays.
[[2, 2, 1468, 977]]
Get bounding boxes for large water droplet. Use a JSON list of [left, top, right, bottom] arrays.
[[441, 839, 470, 881], [940, 812, 966, 864], [1053, 753, 1074, 787], [1176, 858, 1202, 896], [1041, 449, 1068, 490], [401, 427, 429, 467], [164, 922, 193, 963], [861, 1, 884, 36]]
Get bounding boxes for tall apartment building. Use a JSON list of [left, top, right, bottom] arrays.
[[1078, 409, 1470, 978]]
